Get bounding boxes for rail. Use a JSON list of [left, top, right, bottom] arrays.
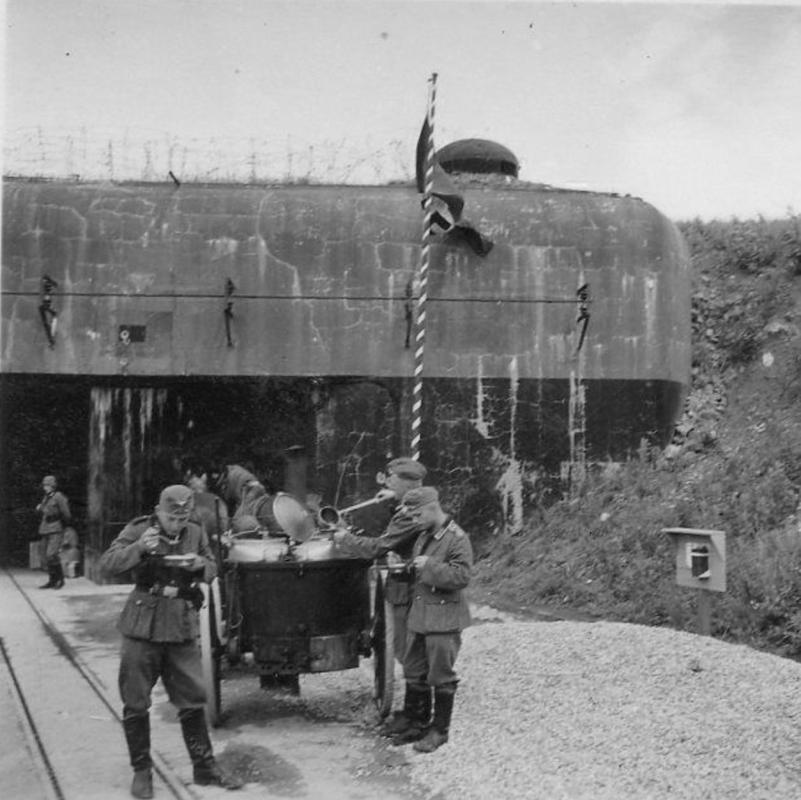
[[2, 569, 196, 800]]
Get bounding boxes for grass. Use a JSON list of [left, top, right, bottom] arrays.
[[475, 214, 801, 660]]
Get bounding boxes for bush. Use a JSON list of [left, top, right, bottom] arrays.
[[681, 216, 799, 371], [719, 524, 801, 657], [476, 407, 801, 657], [475, 216, 801, 662]]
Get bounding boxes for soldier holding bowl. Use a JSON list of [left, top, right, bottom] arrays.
[[100, 484, 241, 798]]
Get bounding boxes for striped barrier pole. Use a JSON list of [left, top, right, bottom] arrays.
[[411, 73, 437, 462]]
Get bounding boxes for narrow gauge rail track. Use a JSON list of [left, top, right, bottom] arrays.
[[1, 569, 195, 800], [0, 635, 62, 800]]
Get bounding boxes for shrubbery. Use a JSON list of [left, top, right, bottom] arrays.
[[475, 214, 801, 660]]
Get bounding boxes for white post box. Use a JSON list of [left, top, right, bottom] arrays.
[[662, 527, 726, 635]]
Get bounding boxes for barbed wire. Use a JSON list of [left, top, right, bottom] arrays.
[[2, 126, 415, 185]]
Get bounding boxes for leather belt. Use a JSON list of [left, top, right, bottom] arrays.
[[151, 584, 180, 598], [135, 583, 203, 609], [136, 583, 184, 598]]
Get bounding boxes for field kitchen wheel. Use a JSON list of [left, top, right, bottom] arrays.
[[371, 570, 395, 718], [198, 579, 222, 727]]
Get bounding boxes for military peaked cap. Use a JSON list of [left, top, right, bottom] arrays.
[[158, 484, 195, 516], [387, 457, 427, 481], [401, 486, 439, 509]]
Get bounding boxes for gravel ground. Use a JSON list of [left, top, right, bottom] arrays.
[[406, 619, 801, 800]]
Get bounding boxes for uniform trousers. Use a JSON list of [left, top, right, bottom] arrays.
[[403, 631, 462, 687], [42, 531, 64, 566], [119, 636, 207, 716], [391, 603, 409, 663]]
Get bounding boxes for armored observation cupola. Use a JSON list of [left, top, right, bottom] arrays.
[[437, 139, 520, 178]]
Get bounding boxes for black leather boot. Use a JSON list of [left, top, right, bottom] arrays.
[[179, 707, 243, 790], [381, 682, 421, 737], [39, 564, 56, 589], [52, 561, 65, 589], [130, 770, 153, 800], [391, 683, 432, 745], [414, 683, 457, 753], [122, 712, 153, 798]]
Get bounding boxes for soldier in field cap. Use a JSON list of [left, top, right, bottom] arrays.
[[333, 456, 428, 735], [159, 483, 194, 514], [401, 486, 441, 508], [100, 484, 241, 798], [390, 485, 473, 754], [384, 457, 427, 482]]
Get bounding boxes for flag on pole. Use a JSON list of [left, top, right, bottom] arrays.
[[415, 117, 494, 257], [415, 117, 464, 228]]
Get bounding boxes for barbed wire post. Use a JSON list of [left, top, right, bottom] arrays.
[[411, 72, 438, 462]]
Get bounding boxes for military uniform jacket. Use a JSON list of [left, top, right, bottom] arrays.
[[336, 504, 420, 605], [222, 464, 260, 508], [99, 516, 217, 643], [191, 491, 229, 540], [407, 518, 473, 634], [37, 490, 71, 536]]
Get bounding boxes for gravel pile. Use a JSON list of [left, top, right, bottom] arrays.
[[407, 619, 801, 799]]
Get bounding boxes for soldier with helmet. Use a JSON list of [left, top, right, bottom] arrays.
[[332, 456, 427, 734], [100, 485, 241, 798], [36, 474, 71, 590], [391, 486, 473, 753]]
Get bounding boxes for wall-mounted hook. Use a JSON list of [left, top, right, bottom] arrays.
[[575, 283, 591, 352], [403, 280, 414, 349], [39, 275, 58, 348], [224, 278, 236, 347]]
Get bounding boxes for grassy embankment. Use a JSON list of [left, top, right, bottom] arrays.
[[474, 215, 801, 659]]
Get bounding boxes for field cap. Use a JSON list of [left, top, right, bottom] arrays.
[[401, 486, 439, 510], [387, 457, 427, 481], [158, 484, 195, 516], [42, 475, 57, 487]]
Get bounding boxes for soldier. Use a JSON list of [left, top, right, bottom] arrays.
[[100, 485, 241, 799], [182, 462, 229, 544], [36, 475, 71, 589], [215, 463, 281, 535], [391, 486, 473, 753], [332, 457, 427, 735]]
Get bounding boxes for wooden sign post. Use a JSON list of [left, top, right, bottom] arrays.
[[662, 528, 727, 636]]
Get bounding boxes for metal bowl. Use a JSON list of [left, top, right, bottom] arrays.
[[161, 553, 196, 567]]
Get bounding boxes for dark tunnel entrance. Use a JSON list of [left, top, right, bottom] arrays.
[[0, 375, 401, 576]]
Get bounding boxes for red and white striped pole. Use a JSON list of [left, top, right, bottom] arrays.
[[411, 73, 438, 462]]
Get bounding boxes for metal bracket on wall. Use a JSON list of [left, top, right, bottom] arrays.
[[224, 278, 236, 347], [403, 280, 414, 349], [38, 275, 58, 348], [575, 283, 591, 352]]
